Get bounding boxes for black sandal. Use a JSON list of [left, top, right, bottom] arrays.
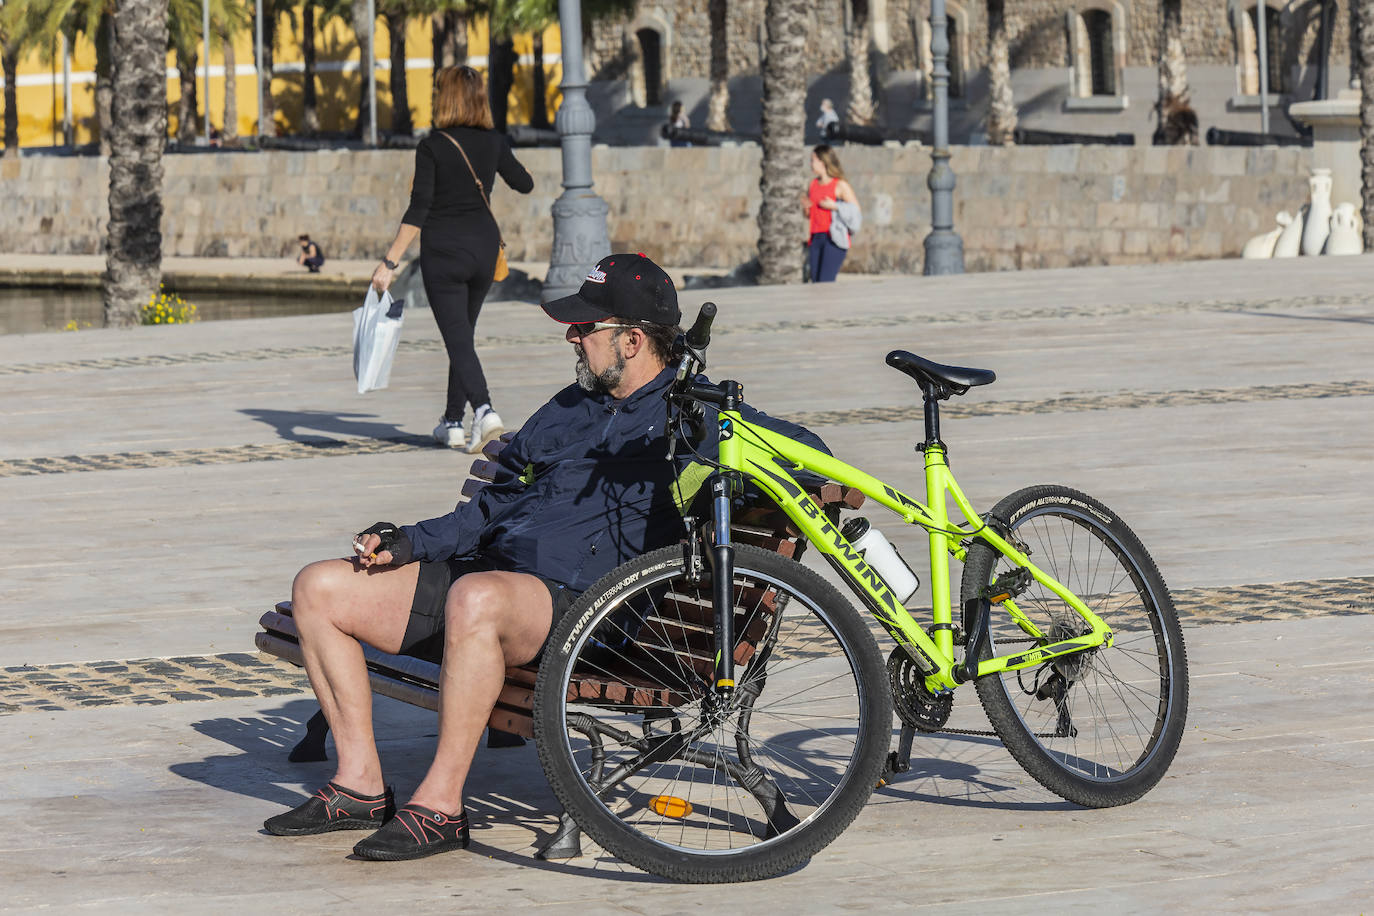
[[264, 782, 395, 836], [352, 804, 470, 861]]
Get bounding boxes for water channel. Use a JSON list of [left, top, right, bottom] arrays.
[[0, 287, 356, 335]]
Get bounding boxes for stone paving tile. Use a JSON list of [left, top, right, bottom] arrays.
[[0, 652, 309, 715], [3, 379, 1370, 478], [4, 577, 1367, 715], [1, 290, 1366, 377]]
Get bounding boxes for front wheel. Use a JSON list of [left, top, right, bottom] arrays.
[[960, 485, 1188, 808], [533, 544, 892, 883]]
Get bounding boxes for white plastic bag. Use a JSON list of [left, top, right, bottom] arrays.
[[352, 287, 405, 394]]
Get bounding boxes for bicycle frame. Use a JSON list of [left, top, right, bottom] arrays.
[[700, 410, 1114, 693]]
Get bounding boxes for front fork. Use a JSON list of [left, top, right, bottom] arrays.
[[708, 472, 738, 698]]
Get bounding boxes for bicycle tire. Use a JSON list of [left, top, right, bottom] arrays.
[[960, 485, 1188, 808], [533, 543, 892, 883]]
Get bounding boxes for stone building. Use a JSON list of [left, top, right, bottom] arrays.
[[582, 1, 1354, 145]]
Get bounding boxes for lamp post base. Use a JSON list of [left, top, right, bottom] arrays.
[[923, 230, 965, 275], [543, 192, 611, 302]]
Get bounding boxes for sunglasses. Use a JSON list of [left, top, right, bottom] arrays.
[[569, 321, 633, 337]]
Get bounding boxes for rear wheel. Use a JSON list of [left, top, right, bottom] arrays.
[[960, 485, 1188, 807], [533, 544, 892, 883]]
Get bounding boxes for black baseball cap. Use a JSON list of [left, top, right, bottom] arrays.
[[542, 253, 681, 327]]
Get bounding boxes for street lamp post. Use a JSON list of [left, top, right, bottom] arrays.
[[202, 0, 211, 141], [543, 0, 611, 302], [367, 0, 377, 146], [255, 0, 266, 137], [923, 0, 963, 275]]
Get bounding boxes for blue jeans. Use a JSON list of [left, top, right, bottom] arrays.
[[808, 232, 846, 282]]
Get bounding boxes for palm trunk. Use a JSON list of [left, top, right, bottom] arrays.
[[531, 32, 549, 129], [351, 0, 374, 139], [385, 10, 411, 134], [96, 12, 114, 155], [1359, 0, 1374, 250], [221, 25, 238, 141], [103, 0, 167, 328], [261, 7, 277, 133], [176, 47, 199, 142], [489, 35, 515, 130], [706, 0, 730, 131], [2, 39, 17, 157], [303, 1, 319, 135], [431, 9, 468, 109], [845, 0, 875, 125], [757, 0, 808, 285], [1155, 0, 1188, 139], [986, 0, 1017, 145]]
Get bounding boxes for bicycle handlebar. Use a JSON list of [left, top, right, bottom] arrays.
[[686, 302, 716, 350]]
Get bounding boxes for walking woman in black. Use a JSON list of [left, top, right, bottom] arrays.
[[371, 66, 534, 452]]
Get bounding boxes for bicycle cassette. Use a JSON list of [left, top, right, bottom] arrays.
[[888, 647, 952, 732]]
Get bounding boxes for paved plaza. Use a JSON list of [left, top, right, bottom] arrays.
[[1, 256, 1372, 912]]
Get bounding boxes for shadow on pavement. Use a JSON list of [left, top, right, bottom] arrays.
[[240, 408, 427, 444]]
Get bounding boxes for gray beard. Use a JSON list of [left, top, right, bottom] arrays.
[[575, 346, 627, 393]]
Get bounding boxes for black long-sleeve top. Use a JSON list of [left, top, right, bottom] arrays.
[[401, 126, 533, 235]]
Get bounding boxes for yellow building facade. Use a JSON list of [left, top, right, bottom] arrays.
[[1, 11, 561, 147]]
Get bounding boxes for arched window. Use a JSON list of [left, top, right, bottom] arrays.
[[1066, 3, 1126, 106], [1238, 3, 1286, 95], [914, 2, 968, 103], [1084, 10, 1114, 95], [947, 18, 964, 99], [636, 28, 663, 106]]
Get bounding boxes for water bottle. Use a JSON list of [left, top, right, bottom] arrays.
[[840, 517, 920, 603]]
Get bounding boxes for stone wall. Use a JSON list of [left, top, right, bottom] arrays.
[[588, 1, 1349, 77], [0, 144, 1313, 274]]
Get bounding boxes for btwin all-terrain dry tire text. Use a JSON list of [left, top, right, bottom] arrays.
[[533, 544, 893, 883], [960, 484, 1189, 808]]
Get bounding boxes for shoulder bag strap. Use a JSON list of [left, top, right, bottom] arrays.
[[437, 130, 505, 248]]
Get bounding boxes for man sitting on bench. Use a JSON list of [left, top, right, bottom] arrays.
[[263, 252, 828, 861]]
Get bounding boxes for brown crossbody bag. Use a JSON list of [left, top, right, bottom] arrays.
[[438, 130, 509, 282]]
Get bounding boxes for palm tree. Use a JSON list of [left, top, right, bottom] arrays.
[[219, 7, 239, 141], [845, 0, 874, 125], [103, 0, 167, 328], [1360, 0, 1374, 251], [1153, 0, 1193, 145], [985, 0, 1016, 145], [302, 0, 320, 134], [705, 0, 729, 131], [757, 0, 808, 285], [379, 1, 413, 134], [1, 0, 113, 151], [1, 13, 18, 157], [349, 0, 375, 138]]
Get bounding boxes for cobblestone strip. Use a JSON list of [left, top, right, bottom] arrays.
[[0, 434, 439, 478], [0, 652, 310, 715], [4, 379, 1371, 479], [2, 292, 1367, 377], [787, 379, 1374, 428], [2, 578, 1368, 714]]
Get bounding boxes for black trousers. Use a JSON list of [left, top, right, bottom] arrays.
[[421, 238, 497, 421]]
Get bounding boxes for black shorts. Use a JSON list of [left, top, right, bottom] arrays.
[[399, 557, 575, 663]]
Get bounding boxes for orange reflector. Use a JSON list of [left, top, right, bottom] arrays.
[[649, 795, 693, 819], [990, 592, 1011, 603]]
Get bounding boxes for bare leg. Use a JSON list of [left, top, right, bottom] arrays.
[[407, 571, 554, 813], [291, 558, 419, 795]]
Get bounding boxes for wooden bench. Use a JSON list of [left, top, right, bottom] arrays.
[[256, 432, 863, 855]]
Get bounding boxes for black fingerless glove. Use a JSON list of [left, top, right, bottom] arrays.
[[358, 522, 414, 566]]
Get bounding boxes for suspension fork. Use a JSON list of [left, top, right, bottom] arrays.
[[708, 471, 739, 697]]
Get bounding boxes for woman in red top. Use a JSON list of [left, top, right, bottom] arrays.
[[804, 145, 858, 282]]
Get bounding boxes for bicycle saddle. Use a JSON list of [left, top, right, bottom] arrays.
[[886, 350, 996, 400]]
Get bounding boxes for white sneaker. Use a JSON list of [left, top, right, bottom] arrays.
[[433, 417, 466, 449], [467, 407, 504, 454]]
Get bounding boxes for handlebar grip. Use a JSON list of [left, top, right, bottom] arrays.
[[686, 302, 717, 350]]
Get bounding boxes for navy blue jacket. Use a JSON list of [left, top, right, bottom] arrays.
[[401, 367, 828, 593]]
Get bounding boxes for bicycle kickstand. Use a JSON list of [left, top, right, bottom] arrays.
[[877, 724, 917, 788]]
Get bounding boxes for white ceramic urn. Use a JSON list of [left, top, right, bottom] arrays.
[[1301, 168, 1334, 255], [1326, 202, 1364, 255]]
